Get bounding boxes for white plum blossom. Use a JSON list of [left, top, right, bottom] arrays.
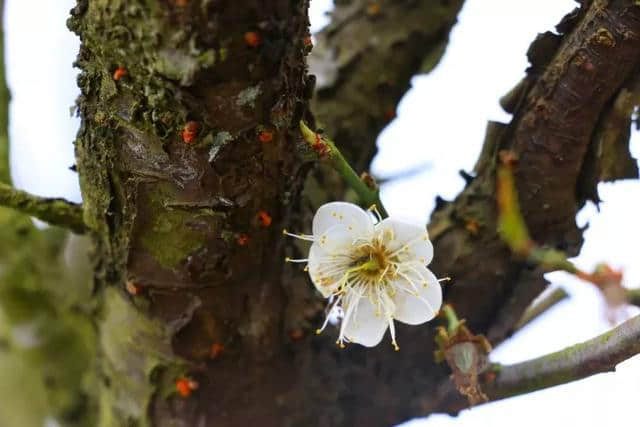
[[285, 202, 443, 350]]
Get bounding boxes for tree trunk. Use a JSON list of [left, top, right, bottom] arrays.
[[70, 0, 315, 425]]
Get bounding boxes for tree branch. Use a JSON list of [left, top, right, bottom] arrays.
[[427, 0, 640, 346], [486, 313, 640, 401], [416, 1, 640, 416], [434, 313, 640, 413], [513, 288, 569, 332], [0, 182, 86, 234], [311, 0, 465, 168]]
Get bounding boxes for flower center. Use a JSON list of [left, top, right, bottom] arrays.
[[351, 245, 394, 281]]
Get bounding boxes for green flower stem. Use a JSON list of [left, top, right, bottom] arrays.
[[300, 121, 388, 218], [442, 304, 461, 335], [0, 182, 87, 234]]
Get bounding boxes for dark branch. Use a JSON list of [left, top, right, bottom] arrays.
[[428, 0, 640, 344], [311, 0, 465, 169], [421, 1, 640, 416]]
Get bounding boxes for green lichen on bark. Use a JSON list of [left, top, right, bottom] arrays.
[[484, 314, 640, 402], [135, 183, 212, 269], [0, 182, 86, 234], [70, 0, 311, 425], [97, 287, 178, 427]]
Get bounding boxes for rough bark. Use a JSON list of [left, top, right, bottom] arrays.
[[70, 1, 312, 426]]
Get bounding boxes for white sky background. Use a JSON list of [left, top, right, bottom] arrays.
[[3, 0, 639, 426]]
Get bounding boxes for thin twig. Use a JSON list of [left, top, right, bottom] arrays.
[[486, 313, 640, 401], [514, 288, 569, 332], [0, 182, 86, 234], [375, 162, 433, 184]]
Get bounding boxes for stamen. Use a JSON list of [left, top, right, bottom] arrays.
[[316, 295, 344, 335], [285, 257, 309, 263], [395, 274, 437, 314], [438, 277, 452, 283], [337, 287, 365, 345], [397, 271, 421, 294], [378, 264, 390, 282], [388, 318, 400, 351], [282, 229, 315, 241]]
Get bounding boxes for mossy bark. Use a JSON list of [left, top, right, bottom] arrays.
[[70, 1, 312, 425]]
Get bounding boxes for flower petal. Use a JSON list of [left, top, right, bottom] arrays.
[[314, 224, 354, 253], [342, 297, 388, 347], [308, 241, 349, 297], [312, 202, 374, 241], [375, 218, 433, 265], [392, 265, 442, 325]]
